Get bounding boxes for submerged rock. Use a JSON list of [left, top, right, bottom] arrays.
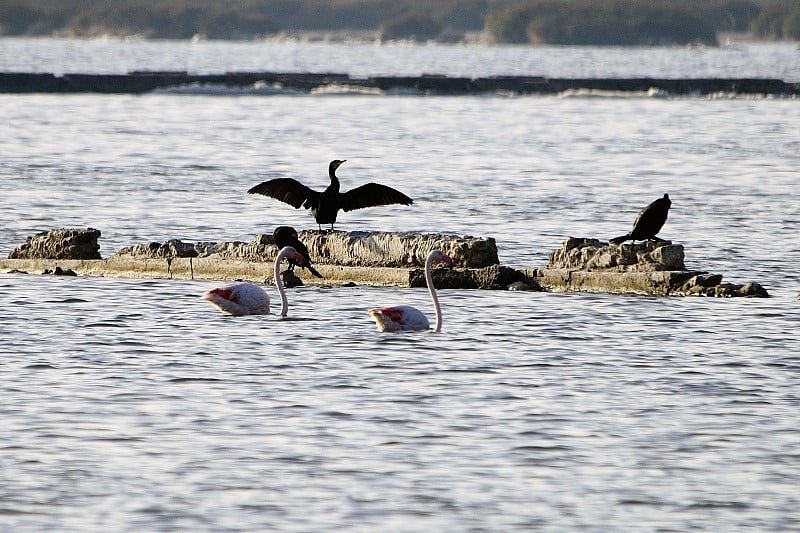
[[8, 227, 101, 260], [43, 266, 77, 276], [280, 270, 303, 288]]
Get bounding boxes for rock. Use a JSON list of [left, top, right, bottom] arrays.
[[734, 282, 769, 298], [43, 266, 77, 276], [548, 237, 685, 272], [410, 264, 536, 290], [281, 270, 303, 288], [8, 228, 101, 260], [507, 281, 536, 291], [530, 237, 768, 298], [298, 230, 498, 268], [115, 238, 198, 259], [669, 275, 768, 298], [190, 231, 498, 269]]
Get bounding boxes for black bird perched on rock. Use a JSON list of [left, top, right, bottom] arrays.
[[610, 193, 672, 244], [273, 226, 323, 278], [248, 160, 413, 231]]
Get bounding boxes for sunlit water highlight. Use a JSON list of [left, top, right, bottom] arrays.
[[0, 39, 799, 531]]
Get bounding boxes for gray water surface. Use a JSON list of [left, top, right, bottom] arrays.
[[1, 39, 799, 531]]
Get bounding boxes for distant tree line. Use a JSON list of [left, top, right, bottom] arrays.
[[1, 0, 799, 44]]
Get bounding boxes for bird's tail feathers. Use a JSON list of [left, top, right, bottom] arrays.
[[609, 234, 630, 245]]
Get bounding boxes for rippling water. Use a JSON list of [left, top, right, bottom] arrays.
[[1, 39, 799, 531]]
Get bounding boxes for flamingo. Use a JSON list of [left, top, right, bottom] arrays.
[[203, 246, 306, 317], [368, 250, 453, 333]]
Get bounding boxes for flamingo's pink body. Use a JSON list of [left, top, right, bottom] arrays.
[[204, 283, 270, 316], [369, 250, 452, 333], [203, 246, 305, 317]]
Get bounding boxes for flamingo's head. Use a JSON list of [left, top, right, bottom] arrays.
[[203, 287, 237, 303], [430, 250, 453, 268], [280, 246, 306, 266]]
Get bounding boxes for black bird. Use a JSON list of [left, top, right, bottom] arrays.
[[273, 225, 323, 278], [610, 193, 672, 244], [248, 160, 413, 231]]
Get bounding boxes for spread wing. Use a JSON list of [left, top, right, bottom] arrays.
[[248, 178, 320, 210], [340, 183, 414, 213]]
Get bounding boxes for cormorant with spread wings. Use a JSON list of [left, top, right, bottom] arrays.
[[248, 160, 413, 231]]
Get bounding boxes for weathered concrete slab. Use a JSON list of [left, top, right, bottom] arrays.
[[0, 256, 509, 288]]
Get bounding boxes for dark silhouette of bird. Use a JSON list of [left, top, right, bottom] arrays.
[[248, 160, 413, 231], [273, 226, 322, 278], [610, 193, 672, 244]]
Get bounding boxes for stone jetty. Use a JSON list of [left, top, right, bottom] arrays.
[[1, 72, 798, 97], [2, 228, 769, 297]]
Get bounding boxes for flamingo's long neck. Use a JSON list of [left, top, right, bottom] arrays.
[[425, 254, 443, 333], [274, 247, 289, 317]]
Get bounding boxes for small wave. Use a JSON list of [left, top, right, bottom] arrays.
[[310, 83, 384, 96], [557, 87, 670, 99]]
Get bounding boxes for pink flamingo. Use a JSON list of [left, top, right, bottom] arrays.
[[369, 250, 453, 332], [203, 246, 306, 317]]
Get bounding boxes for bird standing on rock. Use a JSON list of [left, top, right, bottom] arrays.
[[248, 160, 414, 231], [610, 193, 671, 244], [273, 226, 322, 278]]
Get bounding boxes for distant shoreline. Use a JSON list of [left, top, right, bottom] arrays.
[[1, 31, 794, 47]]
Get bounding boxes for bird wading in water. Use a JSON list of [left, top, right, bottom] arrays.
[[610, 193, 671, 245], [203, 246, 306, 317], [368, 250, 453, 333], [248, 160, 413, 231], [273, 226, 322, 278]]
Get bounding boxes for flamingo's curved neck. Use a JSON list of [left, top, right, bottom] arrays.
[[425, 254, 443, 333], [274, 247, 289, 317]]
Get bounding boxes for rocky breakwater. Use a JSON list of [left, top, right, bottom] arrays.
[[526, 237, 768, 297]]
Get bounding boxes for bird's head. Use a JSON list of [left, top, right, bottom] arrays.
[[330, 159, 347, 172], [663, 193, 671, 207], [273, 225, 298, 241], [280, 246, 306, 266], [430, 250, 453, 268]]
